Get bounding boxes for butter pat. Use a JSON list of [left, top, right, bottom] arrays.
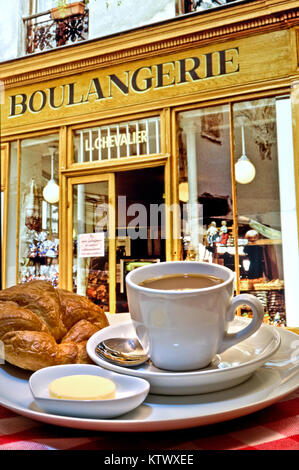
[[49, 375, 116, 400]]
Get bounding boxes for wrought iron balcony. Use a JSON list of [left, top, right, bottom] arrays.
[[24, 7, 89, 55]]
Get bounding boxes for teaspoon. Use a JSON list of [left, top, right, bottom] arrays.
[[95, 337, 149, 367], [103, 337, 146, 358]]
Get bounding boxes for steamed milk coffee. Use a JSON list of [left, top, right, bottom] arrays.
[[138, 273, 224, 291]]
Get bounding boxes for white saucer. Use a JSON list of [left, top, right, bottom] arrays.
[[87, 316, 281, 395], [29, 364, 150, 419], [0, 327, 297, 432]]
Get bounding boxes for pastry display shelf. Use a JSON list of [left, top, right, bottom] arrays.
[[217, 238, 282, 246], [239, 286, 284, 292], [247, 239, 282, 246], [217, 239, 282, 250]]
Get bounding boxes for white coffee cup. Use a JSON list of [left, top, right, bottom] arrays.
[[126, 261, 264, 371]]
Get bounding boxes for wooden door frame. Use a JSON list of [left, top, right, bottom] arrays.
[[63, 159, 171, 313]]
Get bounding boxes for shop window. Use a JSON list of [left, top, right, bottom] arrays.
[[17, 134, 60, 286], [234, 97, 298, 327], [178, 96, 298, 327], [73, 117, 161, 163], [178, 105, 234, 266], [35, 0, 57, 13], [181, 0, 242, 14]]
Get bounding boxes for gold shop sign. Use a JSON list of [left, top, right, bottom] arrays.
[[8, 48, 239, 119], [2, 29, 291, 130]]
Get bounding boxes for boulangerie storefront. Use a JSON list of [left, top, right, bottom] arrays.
[[1, 0, 299, 326]]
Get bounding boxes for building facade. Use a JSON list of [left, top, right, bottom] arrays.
[[1, 0, 299, 326]]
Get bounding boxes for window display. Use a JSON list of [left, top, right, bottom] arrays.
[[178, 98, 289, 326], [18, 134, 60, 286], [177, 104, 234, 266], [234, 98, 285, 325]]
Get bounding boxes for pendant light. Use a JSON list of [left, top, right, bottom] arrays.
[[235, 124, 256, 184], [43, 146, 59, 204]]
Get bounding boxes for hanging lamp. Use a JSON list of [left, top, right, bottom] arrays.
[[235, 124, 256, 184], [43, 146, 59, 204]]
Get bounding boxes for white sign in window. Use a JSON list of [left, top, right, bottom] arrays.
[[78, 232, 105, 258]]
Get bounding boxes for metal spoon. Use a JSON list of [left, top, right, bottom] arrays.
[[97, 337, 148, 361], [95, 337, 149, 367], [103, 337, 146, 358]]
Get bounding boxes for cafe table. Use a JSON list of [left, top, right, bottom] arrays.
[[0, 324, 298, 452], [0, 389, 297, 450]]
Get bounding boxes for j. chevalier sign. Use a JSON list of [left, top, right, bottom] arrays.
[[8, 48, 239, 118], [85, 130, 148, 151]]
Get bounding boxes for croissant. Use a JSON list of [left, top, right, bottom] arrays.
[[0, 280, 109, 371]]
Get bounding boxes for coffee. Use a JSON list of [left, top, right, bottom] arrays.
[[127, 261, 265, 371], [138, 273, 224, 291]]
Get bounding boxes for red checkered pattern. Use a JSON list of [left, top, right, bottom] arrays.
[[0, 389, 298, 450]]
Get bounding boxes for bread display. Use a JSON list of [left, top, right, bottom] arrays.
[[0, 280, 109, 371]]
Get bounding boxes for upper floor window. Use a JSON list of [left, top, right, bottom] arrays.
[[183, 0, 246, 14], [35, 0, 58, 14]]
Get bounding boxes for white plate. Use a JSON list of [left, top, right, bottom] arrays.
[[0, 327, 298, 432], [29, 364, 150, 419], [87, 316, 281, 395]]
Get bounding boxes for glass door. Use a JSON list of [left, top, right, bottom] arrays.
[[68, 174, 116, 313]]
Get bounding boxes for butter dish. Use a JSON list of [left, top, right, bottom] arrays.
[[29, 364, 150, 419]]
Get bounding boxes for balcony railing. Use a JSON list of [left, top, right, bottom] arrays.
[[24, 8, 89, 55]]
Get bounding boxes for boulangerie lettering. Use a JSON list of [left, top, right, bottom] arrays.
[[9, 48, 239, 118]]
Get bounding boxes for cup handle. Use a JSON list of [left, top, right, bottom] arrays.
[[217, 293, 265, 354]]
